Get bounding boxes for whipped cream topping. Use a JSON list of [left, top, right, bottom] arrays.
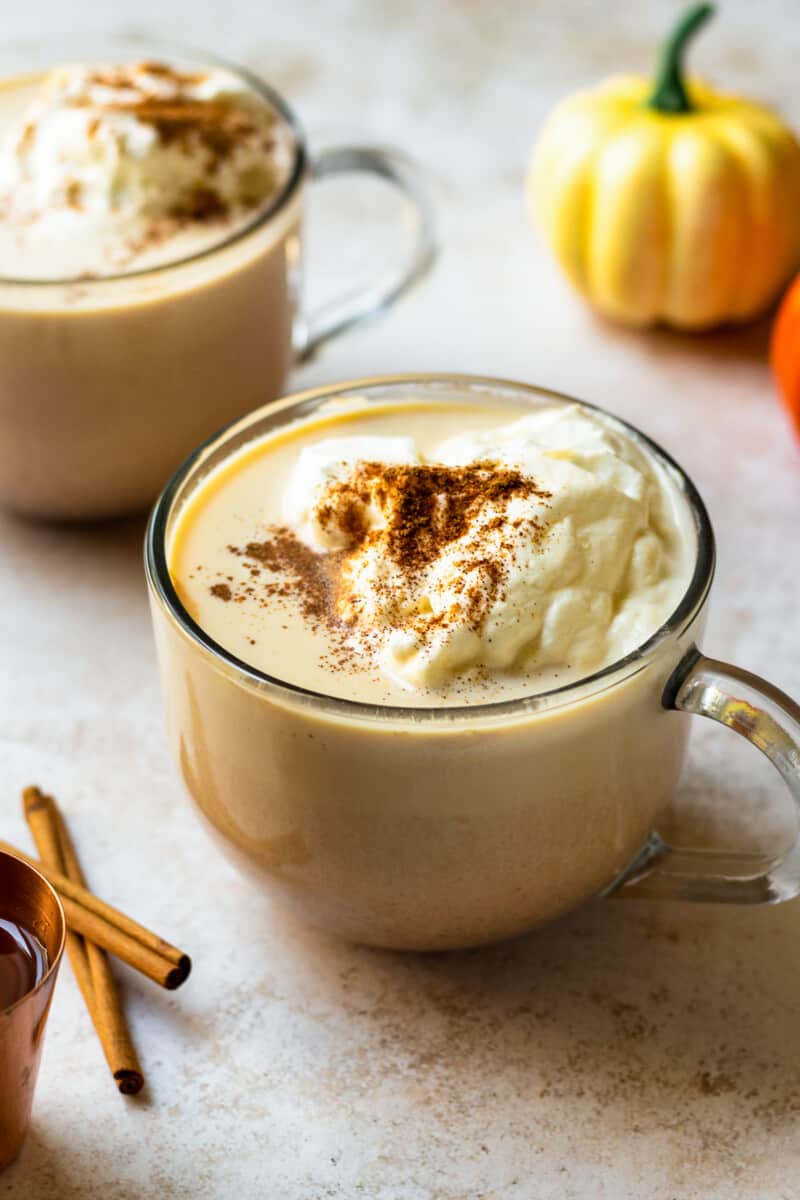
[[0, 61, 294, 276], [273, 405, 684, 690], [283, 435, 420, 548]]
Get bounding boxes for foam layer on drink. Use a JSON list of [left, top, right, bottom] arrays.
[[169, 398, 696, 706]]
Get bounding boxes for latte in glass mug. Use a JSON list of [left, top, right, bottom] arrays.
[[147, 376, 800, 948]]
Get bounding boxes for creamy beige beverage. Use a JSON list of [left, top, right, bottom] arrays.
[[171, 398, 695, 705], [150, 382, 704, 948], [0, 55, 302, 519]]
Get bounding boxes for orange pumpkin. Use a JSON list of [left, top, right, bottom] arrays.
[[771, 278, 800, 439]]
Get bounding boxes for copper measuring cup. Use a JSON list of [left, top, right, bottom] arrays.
[[0, 848, 65, 1171]]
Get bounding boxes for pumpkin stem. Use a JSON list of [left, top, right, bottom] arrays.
[[646, 3, 715, 114]]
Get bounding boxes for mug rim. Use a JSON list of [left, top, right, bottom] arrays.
[[0, 33, 308, 288], [0, 849, 66, 1018], [146, 373, 717, 722]]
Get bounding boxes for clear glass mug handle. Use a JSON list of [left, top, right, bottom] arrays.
[[293, 144, 437, 361], [613, 647, 800, 904]]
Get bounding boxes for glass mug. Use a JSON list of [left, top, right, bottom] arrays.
[[0, 38, 435, 521], [145, 375, 800, 949]]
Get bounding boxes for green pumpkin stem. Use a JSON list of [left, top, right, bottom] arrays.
[[646, 3, 715, 114]]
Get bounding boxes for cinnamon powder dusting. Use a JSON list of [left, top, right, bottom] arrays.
[[73, 61, 277, 226], [207, 460, 552, 677], [79, 62, 270, 169], [317, 461, 546, 571]]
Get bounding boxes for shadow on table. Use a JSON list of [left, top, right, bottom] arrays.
[[593, 305, 776, 368], [3, 508, 147, 567], [2, 509, 150, 633]]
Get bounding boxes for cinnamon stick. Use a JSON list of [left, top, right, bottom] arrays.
[[23, 787, 145, 1096], [22, 791, 97, 1029], [0, 839, 191, 991]]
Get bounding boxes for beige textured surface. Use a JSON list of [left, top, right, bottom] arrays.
[[2, 2, 800, 1196]]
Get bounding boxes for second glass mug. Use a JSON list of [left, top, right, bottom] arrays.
[[146, 375, 800, 950], [0, 38, 435, 521]]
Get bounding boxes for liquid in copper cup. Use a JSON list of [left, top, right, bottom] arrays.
[[0, 849, 65, 1172]]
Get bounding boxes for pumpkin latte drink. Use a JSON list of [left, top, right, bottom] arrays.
[[149, 377, 714, 949], [0, 53, 302, 519]]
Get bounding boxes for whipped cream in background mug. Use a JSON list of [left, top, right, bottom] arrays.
[[0, 60, 295, 277], [0, 38, 434, 520], [147, 375, 800, 950]]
